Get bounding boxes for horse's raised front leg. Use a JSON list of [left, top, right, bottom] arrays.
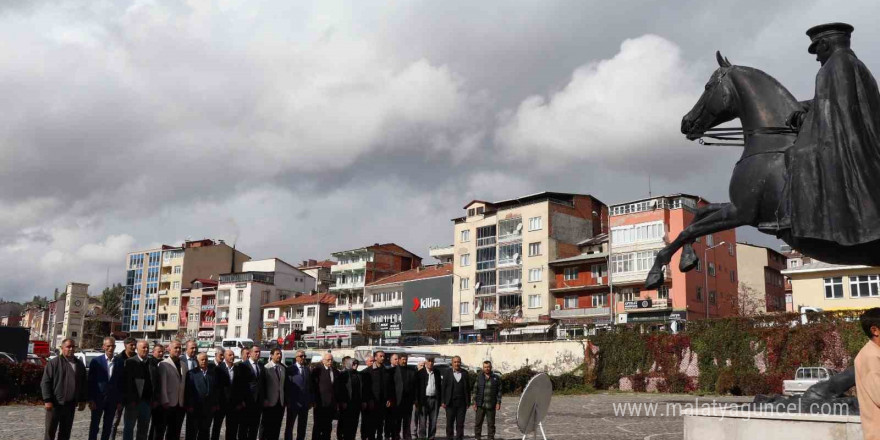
[[645, 204, 747, 289], [679, 203, 727, 272]]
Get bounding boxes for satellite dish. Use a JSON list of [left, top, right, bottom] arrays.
[[513, 253, 520, 262], [517, 373, 552, 440], [516, 223, 523, 232], [475, 281, 482, 291], [474, 300, 482, 315]]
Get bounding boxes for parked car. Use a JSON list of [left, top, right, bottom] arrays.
[[0, 352, 17, 363], [25, 354, 47, 367], [75, 350, 105, 371], [783, 367, 835, 396], [400, 336, 438, 346]]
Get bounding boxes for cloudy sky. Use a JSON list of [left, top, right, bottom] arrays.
[[2, 0, 878, 301]]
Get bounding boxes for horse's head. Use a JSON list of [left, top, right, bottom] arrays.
[[681, 51, 738, 140]]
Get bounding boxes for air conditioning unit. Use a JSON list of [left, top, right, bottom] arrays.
[[554, 304, 561, 310], [596, 276, 603, 285]]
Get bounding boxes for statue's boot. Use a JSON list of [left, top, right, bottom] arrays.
[[679, 243, 699, 272]]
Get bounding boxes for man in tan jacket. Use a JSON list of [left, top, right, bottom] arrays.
[[856, 308, 880, 440], [156, 340, 189, 440]]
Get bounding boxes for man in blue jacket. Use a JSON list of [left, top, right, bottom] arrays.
[[88, 337, 121, 440], [284, 349, 312, 440]]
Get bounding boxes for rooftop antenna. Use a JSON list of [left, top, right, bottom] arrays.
[[648, 174, 652, 198]]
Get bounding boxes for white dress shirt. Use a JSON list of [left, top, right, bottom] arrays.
[[425, 369, 436, 397], [453, 370, 462, 382]]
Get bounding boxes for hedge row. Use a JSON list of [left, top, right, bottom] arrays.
[[0, 360, 44, 403]]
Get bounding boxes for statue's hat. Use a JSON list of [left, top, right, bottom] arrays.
[[807, 22, 854, 54]]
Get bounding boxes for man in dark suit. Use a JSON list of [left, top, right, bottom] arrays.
[[110, 337, 137, 440], [338, 357, 362, 440], [393, 354, 417, 440], [384, 354, 400, 440], [358, 356, 376, 440], [284, 350, 311, 440], [88, 337, 121, 440], [415, 357, 442, 440], [185, 353, 218, 440], [41, 338, 88, 440], [147, 343, 165, 440], [234, 346, 264, 440], [312, 352, 343, 440], [260, 348, 285, 440], [123, 340, 153, 440], [362, 351, 393, 440], [213, 349, 238, 440], [440, 356, 470, 440]]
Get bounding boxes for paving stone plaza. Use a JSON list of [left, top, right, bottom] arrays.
[[0, 394, 750, 440]]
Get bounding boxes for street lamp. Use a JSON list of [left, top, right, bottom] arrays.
[[704, 241, 727, 319]]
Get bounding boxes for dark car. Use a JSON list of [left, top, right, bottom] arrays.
[[400, 336, 438, 346]]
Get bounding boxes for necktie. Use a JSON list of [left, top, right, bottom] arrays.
[[107, 357, 113, 379]]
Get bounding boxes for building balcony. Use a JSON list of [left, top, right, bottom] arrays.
[[610, 269, 671, 285], [365, 299, 403, 310], [475, 285, 497, 296], [329, 302, 365, 313], [157, 321, 178, 331], [497, 232, 522, 244], [220, 272, 274, 284], [551, 307, 611, 319], [158, 289, 169, 296], [476, 236, 497, 248], [497, 283, 521, 294], [497, 258, 521, 268], [200, 321, 215, 327], [330, 260, 367, 274], [331, 282, 365, 291]]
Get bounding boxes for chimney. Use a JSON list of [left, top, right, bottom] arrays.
[[230, 244, 236, 274]]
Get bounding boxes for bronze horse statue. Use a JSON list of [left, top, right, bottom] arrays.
[[645, 52, 880, 290]]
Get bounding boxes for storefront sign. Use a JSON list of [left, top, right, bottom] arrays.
[[379, 322, 401, 331], [474, 319, 487, 330], [624, 299, 653, 310], [235, 283, 247, 288], [401, 275, 452, 332]]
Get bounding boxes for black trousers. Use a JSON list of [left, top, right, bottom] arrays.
[[185, 410, 213, 440], [212, 407, 237, 440], [313, 406, 336, 440], [45, 402, 77, 440], [359, 404, 377, 440], [383, 404, 398, 440], [283, 406, 309, 440], [473, 407, 496, 440], [444, 400, 467, 440], [395, 402, 413, 440], [150, 405, 166, 440], [238, 404, 262, 440], [164, 406, 185, 440], [260, 404, 284, 440], [338, 404, 360, 440]]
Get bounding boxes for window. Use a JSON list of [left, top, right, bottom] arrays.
[[708, 262, 716, 277], [130, 317, 139, 330], [459, 302, 469, 315], [236, 308, 243, 320], [789, 259, 801, 269], [477, 225, 497, 247], [696, 259, 702, 273], [262, 291, 269, 304], [528, 295, 542, 308], [498, 218, 523, 240], [611, 222, 665, 245], [696, 286, 703, 302], [146, 283, 158, 295], [528, 242, 541, 257], [268, 310, 276, 319], [619, 287, 638, 302], [850, 275, 880, 298], [307, 307, 315, 317], [564, 296, 578, 309], [132, 300, 140, 313], [235, 326, 241, 338], [636, 250, 658, 271], [476, 247, 496, 271], [706, 234, 715, 247], [730, 270, 736, 283], [476, 206, 484, 215], [460, 229, 470, 243], [591, 264, 607, 280], [498, 243, 522, 266], [171, 298, 178, 306], [564, 267, 579, 281], [592, 294, 608, 308], [174, 265, 182, 274], [498, 268, 521, 291], [237, 290, 244, 303], [529, 216, 542, 231], [709, 291, 717, 305], [144, 315, 155, 327], [460, 277, 470, 290], [172, 281, 180, 290], [170, 313, 177, 322], [528, 268, 543, 282], [658, 285, 669, 299], [611, 253, 634, 274], [460, 254, 470, 267], [728, 243, 735, 256]]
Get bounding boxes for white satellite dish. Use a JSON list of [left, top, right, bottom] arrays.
[[474, 300, 482, 315], [517, 373, 552, 440], [475, 281, 482, 291], [513, 253, 520, 262], [516, 223, 523, 233]]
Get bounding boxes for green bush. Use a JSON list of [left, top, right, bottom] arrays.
[[0, 360, 44, 403]]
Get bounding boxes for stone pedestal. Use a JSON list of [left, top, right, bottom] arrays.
[[683, 408, 863, 440]]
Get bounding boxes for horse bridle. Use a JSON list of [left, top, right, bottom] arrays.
[[699, 126, 798, 147]]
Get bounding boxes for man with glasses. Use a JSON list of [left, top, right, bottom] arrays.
[[284, 350, 312, 440]]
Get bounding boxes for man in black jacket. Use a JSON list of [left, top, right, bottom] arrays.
[[415, 357, 442, 440], [312, 352, 343, 440], [233, 346, 264, 440], [362, 351, 393, 440], [146, 343, 165, 440], [185, 353, 218, 440], [41, 338, 88, 440], [440, 356, 469, 440], [338, 357, 362, 440], [123, 340, 153, 440], [358, 356, 376, 440], [471, 361, 502, 440], [393, 354, 417, 440], [110, 337, 137, 440], [212, 349, 238, 440], [384, 354, 400, 440]]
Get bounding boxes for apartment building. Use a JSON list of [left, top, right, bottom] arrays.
[[216, 258, 316, 341], [297, 259, 336, 293], [780, 245, 814, 312], [452, 192, 608, 337], [329, 243, 421, 326], [735, 243, 787, 314], [19, 306, 49, 340], [549, 234, 612, 338], [609, 194, 738, 328], [260, 293, 336, 342], [123, 239, 250, 340], [782, 262, 880, 312], [180, 279, 219, 346]]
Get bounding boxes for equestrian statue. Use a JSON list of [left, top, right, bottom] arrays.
[[645, 23, 880, 290]]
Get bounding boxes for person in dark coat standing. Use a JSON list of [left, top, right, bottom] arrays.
[[415, 357, 442, 440], [384, 354, 400, 440], [392, 354, 417, 440], [362, 351, 393, 440], [338, 357, 362, 440], [358, 356, 376, 440], [284, 350, 311, 440], [213, 349, 238, 440], [147, 343, 165, 440], [88, 337, 121, 440], [471, 361, 502, 440], [260, 348, 286, 440], [234, 346, 264, 440], [312, 353, 343, 440], [123, 341, 154, 440], [185, 353, 219, 440], [41, 338, 88, 440], [110, 337, 137, 440], [440, 356, 470, 440]]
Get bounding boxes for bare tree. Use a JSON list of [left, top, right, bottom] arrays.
[[727, 282, 766, 317], [358, 314, 380, 342], [415, 307, 447, 340]]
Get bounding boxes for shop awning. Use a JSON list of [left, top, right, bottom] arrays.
[[500, 324, 555, 336]]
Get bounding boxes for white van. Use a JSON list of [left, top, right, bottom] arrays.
[[221, 338, 254, 359]]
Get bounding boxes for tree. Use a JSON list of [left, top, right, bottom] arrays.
[[727, 282, 766, 317], [415, 307, 448, 340], [99, 284, 125, 319], [26, 295, 49, 308], [358, 314, 380, 343]]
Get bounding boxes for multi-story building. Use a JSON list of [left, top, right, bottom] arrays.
[[549, 234, 612, 338], [19, 306, 49, 340], [780, 245, 814, 312], [123, 239, 250, 340], [608, 194, 738, 329], [1, 314, 22, 326], [217, 258, 316, 342], [329, 244, 422, 326], [180, 279, 219, 346], [735, 243, 787, 314], [297, 260, 336, 293], [452, 192, 608, 337], [429, 245, 454, 264], [782, 262, 880, 312], [260, 293, 336, 342]]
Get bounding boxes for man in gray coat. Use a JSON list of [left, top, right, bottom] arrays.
[[260, 348, 286, 440], [41, 338, 88, 440]]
